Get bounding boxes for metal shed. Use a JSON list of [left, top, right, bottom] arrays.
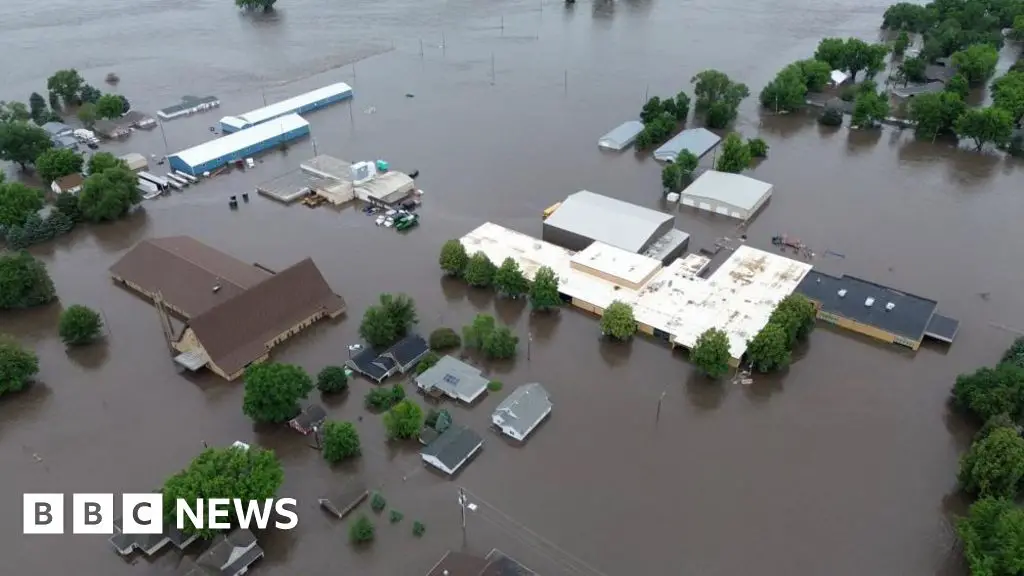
[[679, 170, 773, 221], [598, 120, 644, 151], [168, 114, 310, 175], [542, 190, 676, 253], [653, 128, 721, 162], [219, 82, 353, 133]]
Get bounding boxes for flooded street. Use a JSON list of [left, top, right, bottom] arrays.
[[3, 0, 1024, 574]]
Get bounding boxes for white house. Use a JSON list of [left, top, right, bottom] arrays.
[[491, 383, 552, 442], [420, 425, 483, 475], [51, 173, 84, 195]]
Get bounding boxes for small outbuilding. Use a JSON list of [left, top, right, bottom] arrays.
[[416, 355, 490, 404], [598, 120, 645, 151], [653, 127, 721, 162], [829, 69, 850, 86], [679, 170, 773, 221], [94, 119, 131, 139], [119, 152, 149, 172], [420, 424, 483, 476], [51, 173, 84, 195], [177, 528, 263, 576], [41, 121, 72, 137], [492, 383, 552, 442], [346, 335, 429, 383], [289, 404, 327, 435]]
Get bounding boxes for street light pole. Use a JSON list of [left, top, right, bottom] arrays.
[[458, 488, 467, 531], [656, 390, 667, 423], [527, 331, 532, 361]]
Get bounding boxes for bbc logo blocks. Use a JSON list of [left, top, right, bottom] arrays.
[[23, 493, 164, 535]]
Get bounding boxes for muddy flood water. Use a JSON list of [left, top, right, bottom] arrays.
[[3, 0, 1024, 574]]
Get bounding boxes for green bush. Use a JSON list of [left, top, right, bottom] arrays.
[[747, 137, 769, 158], [364, 383, 405, 411], [488, 380, 503, 392], [412, 520, 426, 537], [349, 514, 375, 544], [429, 327, 461, 350], [370, 492, 386, 513], [321, 421, 361, 463], [58, 305, 103, 346], [389, 509, 404, 523], [414, 351, 440, 375], [317, 365, 348, 394]]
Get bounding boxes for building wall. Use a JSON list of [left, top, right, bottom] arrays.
[[569, 261, 661, 291], [680, 195, 749, 220], [171, 125, 311, 175], [541, 223, 595, 252], [111, 276, 191, 319], [810, 303, 922, 350]]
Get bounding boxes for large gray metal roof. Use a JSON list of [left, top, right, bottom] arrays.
[[544, 190, 673, 253], [653, 128, 721, 161]]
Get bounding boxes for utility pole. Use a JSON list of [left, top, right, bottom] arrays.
[[527, 331, 533, 361], [261, 88, 267, 107], [564, 69, 568, 94], [420, 38, 424, 57], [157, 120, 169, 156], [490, 53, 495, 85], [458, 488, 467, 531], [655, 390, 666, 423]]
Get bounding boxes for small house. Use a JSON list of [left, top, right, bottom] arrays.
[[94, 119, 131, 139], [119, 152, 149, 172], [289, 404, 326, 435], [51, 135, 79, 150], [415, 355, 489, 404], [346, 334, 429, 383], [51, 173, 84, 195], [420, 424, 483, 476], [109, 514, 197, 557], [41, 121, 72, 137], [829, 69, 850, 87], [177, 528, 262, 576], [491, 383, 552, 442], [426, 549, 536, 576]]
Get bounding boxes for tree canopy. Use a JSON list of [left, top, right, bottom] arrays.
[[0, 181, 44, 228], [760, 65, 808, 112], [0, 336, 39, 397], [529, 265, 561, 311], [909, 91, 966, 140], [715, 133, 751, 173], [95, 94, 124, 119], [691, 328, 731, 379], [322, 421, 361, 463], [429, 327, 461, 351], [383, 399, 424, 440], [958, 425, 1024, 499], [46, 70, 85, 106], [0, 251, 56, 310], [0, 121, 52, 169], [79, 85, 102, 105], [851, 89, 890, 129], [86, 152, 126, 175], [493, 257, 529, 298], [814, 37, 888, 82], [991, 71, 1024, 124], [439, 239, 468, 277], [956, 497, 1024, 576], [746, 322, 791, 373], [316, 365, 348, 394], [769, 294, 817, 346], [0, 101, 31, 123], [162, 445, 284, 539], [956, 107, 1014, 151], [77, 167, 140, 222], [58, 305, 103, 346], [358, 293, 418, 348], [600, 301, 636, 341], [882, 2, 934, 32], [952, 362, 1024, 423], [236, 0, 278, 10], [242, 362, 313, 423], [462, 314, 519, 359], [691, 70, 749, 128], [953, 44, 1000, 85], [35, 148, 83, 184], [28, 93, 47, 125], [464, 251, 496, 288], [897, 57, 927, 85]]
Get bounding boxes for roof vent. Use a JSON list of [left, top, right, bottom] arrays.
[[885, 302, 895, 311], [865, 297, 875, 307], [837, 289, 847, 297]]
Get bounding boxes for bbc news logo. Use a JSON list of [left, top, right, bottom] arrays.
[[23, 494, 299, 534]]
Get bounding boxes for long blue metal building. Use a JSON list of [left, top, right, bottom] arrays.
[[168, 114, 310, 176], [219, 82, 353, 133]]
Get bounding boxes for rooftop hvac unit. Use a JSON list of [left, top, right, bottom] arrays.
[[885, 302, 895, 311], [837, 289, 847, 297], [865, 297, 875, 307]]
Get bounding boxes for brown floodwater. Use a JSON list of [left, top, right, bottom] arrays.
[[3, 0, 1024, 574]]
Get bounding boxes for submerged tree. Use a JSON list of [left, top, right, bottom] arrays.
[[58, 305, 103, 346], [242, 362, 313, 423], [600, 301, 636, 341], [0, 336, 39, 396], [439, 239, 469, 277], [236, 0, 277, 11], [958, 426, 1024, 499], [691, 328, 731, 379], [529, 266, 562, 312], [493, 257, 528, 298], [463, 251, 496, 288]]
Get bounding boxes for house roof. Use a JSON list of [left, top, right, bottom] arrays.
[[421, 424, 483, 472], [493, 383, 552, 437], [892, 81, 946, 99], [653, 127, 722, 161], [385, 334, 429, 367], [180, 528, 262, 576], [480, 550, 537, 576], [187, 258, 345, 376], [41, 121, 71, 135], [598, 120, 645, 150], [348, 346, 390, 381], [291, 404, 327, 429], [416, 356, 489, 402], [94, 119, 128, 134], [795, 270, 938, 341], [544, 190, 674, 253], [427, 551, 491, 576], [54, 173, 84, 190], [109, 236, 272, 318], [681, 170, 773, 211]]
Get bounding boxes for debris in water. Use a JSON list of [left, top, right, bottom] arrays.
[[105, 72, 120, 84], [364, 106, 377, 114], [405, 93, 415, 98], [979, 292, 991, 301]]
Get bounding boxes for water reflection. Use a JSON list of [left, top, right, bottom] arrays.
[[527, 311, 560, 341], [593, 0, 615, 20], [89, 209, 151, 252], [683, 368, 726, 411], [845, 128, 883, 155], [0, 381, 52, 433], [758, 112, 817, 140], [439, 276, 467, 302], [66, 340, 110, 370], [598, 336, 631, 367]]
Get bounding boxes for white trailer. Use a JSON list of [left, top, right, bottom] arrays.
[[137, 180, 159, 194], [174, 170, 198, 184], [166, 179, 184, 191], [166, 172, 189, 186], [138, 171, 170, 190]]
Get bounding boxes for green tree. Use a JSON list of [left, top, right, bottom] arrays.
[[691, 328, 731, 379], [760, 65, 807, 112], [640, 96, 665, 124], [322, 421, 361, 463], [769, 294, 817, 346], [429, 327, 461, 350], [797, 59, 832, 92], [851, 90, 890, 129], [77, 103, 97, 128], [691, 70, 749, 128], [958, 426, 1024, 499], [897, 57, 927, 84], [661, 163, 682, 192], [529, 266, 562, 311], [242, 362, 313, 423], [412, 520, 426, 536], [956, 107, 1014, 151], [0, 181, 44, 227], [463, 314, 496, 351], [0, 121, 52, 169], [162, 445, 284, 539], [349, 514, 374, 544], [882, 2, 932, 32], [0, 336, 39, 396], [482, 325, 519, 359], [673, 91, 691, 121], [55, 191, 81, 223], [952, 44, 1000, 85], [439, 239, 468, 277], [1014, 15, 1024, 41], [956, 497, 1024, 576], [28, 93, 47, 125], [746, 322, 791, 372], [35, 148, 83, 184], [909, 91, 965, 140], [0, 101, 31, 123], [747, 137, 769, 158], [1003, 337, 1024, 368], [715, 133, 751, 173], [674, 149, 699, 176], [358, 293, 418, 348], [94, 94, 124, 119], [952, 363, 1024, 423], [947, 74, 970, 99], [814, 37, 848, 70], [0, 251, 56, 309], [370, 492, 386, 512], [46, 209, 74, 236], [383, 399, 423, 440], [78, 85, 102, 105], [843, 39, 889, 81], [316, 365, 348, 394], [58, 305, 103, 346], [46, 70, 85, 106], [991, 71, 1024, 123], [414, 350, 440, 375], [77, 167, 140, 222], [464, 251, 496, 288], [600, 300, 636, 341], [893, 31, 911, 56], [493, 257, 528, 298], [86, 151, 125, 175]]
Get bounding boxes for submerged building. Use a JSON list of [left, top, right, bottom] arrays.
[[679, 170, 773, 221], [542, 190, 689, 264], [598, 120, 645, 151], [653, 127, 721, 162], [219, 82, 353, 133], [169, 114, 310, 175]]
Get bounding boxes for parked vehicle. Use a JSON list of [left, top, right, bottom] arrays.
[[395, 214, 419, 231]]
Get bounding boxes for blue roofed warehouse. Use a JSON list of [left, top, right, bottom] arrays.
[[169, 114, 310, 176]]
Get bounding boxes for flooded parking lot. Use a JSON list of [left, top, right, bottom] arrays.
[[3, 0, 1024, 574]]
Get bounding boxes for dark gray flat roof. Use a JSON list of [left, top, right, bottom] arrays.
[[925, 313, 960, 343], [796, 270, 938, 341]]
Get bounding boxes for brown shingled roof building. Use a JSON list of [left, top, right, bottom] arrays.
[[110, 236, 345, 381]]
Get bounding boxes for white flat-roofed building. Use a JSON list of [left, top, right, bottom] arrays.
[[679, 170, 773, 221], [219, 82, 352, 132], [460, 222, 811, 364], [169, 114, 310, 175], [570, 242, 662, 290]]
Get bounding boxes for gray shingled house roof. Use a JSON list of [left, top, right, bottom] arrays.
[[492, 383, 552, 440], [415, 355, 489, 403]]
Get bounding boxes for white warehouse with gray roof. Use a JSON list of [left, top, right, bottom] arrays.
[[542, 190, 689, 264], [679, 170, 773, 221]]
